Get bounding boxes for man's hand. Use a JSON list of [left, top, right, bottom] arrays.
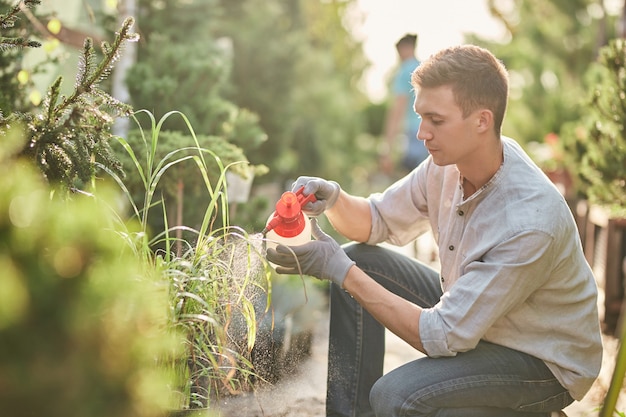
[[291, 176, 340, 216], [266, 218, 355, 287]]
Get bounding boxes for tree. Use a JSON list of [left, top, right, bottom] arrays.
[[472, 0, 625, 213], [215, 0, 370, 187], [126, 0, 266, 156], [561, 38, 626, 216]]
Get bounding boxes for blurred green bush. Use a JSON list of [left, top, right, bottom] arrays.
[[0, 139, 179, 417]]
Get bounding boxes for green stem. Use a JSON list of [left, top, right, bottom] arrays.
[[601, 315, 626, 417]]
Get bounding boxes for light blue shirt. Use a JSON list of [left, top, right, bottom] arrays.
[[366, 137, 603, 400], [393, 57, 421, 135]]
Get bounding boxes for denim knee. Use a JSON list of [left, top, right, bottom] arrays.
[[342, 243, 390, 271], [343, 242, 371, 263], [369, 374, 405, 417]]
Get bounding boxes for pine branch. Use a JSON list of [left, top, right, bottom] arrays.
[[0, 0, 41, 29], [19, 16, 139, 189], [3, 1, 138, 189], [0, 1, 42, 51], [57, 17, 137, 118], [0, 36, 40, 49]]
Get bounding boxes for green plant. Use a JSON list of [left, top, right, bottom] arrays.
[[104, 109, 271, 410], [0, 125, 178, 417], [471, 0, 619, 150], [125, 0, 268, 157], [1, 3, 137, 193], [561, 38, 626, 217], [601, 305, 626, 417], [217, 0, 369, 186], [0, 0, 43, 114], [115, 126, 267, 248]]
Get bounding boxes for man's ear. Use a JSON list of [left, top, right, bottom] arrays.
[[476, 109, 493, 133]]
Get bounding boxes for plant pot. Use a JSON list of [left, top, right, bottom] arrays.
[[226, 170, 254, 204]]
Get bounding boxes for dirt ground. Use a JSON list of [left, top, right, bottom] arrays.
[[216, 234, 626, 417]]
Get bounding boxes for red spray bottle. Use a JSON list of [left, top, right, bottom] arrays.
[[262, 186, 316, 249]]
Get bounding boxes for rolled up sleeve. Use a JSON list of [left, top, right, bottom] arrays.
[[419, 308, 457, 357]]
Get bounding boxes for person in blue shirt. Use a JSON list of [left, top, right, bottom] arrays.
[[380, 34, 429, 175]]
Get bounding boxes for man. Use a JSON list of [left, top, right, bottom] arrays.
[[267, 45, 603, 417], [380, 33, 428, 175]]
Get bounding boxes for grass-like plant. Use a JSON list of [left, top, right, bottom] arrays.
[[101, 109, 271, 410]]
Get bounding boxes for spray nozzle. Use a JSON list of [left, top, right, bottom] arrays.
[[262, 186, 316, 236]]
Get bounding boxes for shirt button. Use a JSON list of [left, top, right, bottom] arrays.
[[448, 245, 455, 251], [458, 210, 464, 216], [441, 276, 445, 283]]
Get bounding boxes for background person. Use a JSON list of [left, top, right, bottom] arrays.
[[267, 45, 603, 417], [379, 33, 428, 175]]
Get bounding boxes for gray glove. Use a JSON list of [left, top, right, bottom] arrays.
[[266, 218, 355, 287], [292, 176, 341, 216]]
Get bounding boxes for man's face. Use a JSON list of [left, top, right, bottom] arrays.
[[414, 85, 481, 167], [396, 42, 415, 60]]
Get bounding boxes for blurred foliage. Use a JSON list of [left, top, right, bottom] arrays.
[[126, 0, 267, 156], [117, 0, 375, 231], [215, 0, 371, 188], [0, 0, 43, 114], [561, 39, 626, 216], [471, 0, 618, 149], [0, 126, 178, 417]]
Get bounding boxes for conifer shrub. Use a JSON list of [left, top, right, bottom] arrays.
[[562, 38, 626, 217]]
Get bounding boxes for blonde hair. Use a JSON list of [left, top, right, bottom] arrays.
[[411, 45, 509, 135]]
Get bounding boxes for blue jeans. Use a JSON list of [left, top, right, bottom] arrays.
[[326, 243, 573, 417]]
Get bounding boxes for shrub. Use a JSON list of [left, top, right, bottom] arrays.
[[0, 127, 178, 417], [562, 38, 626, 217]]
